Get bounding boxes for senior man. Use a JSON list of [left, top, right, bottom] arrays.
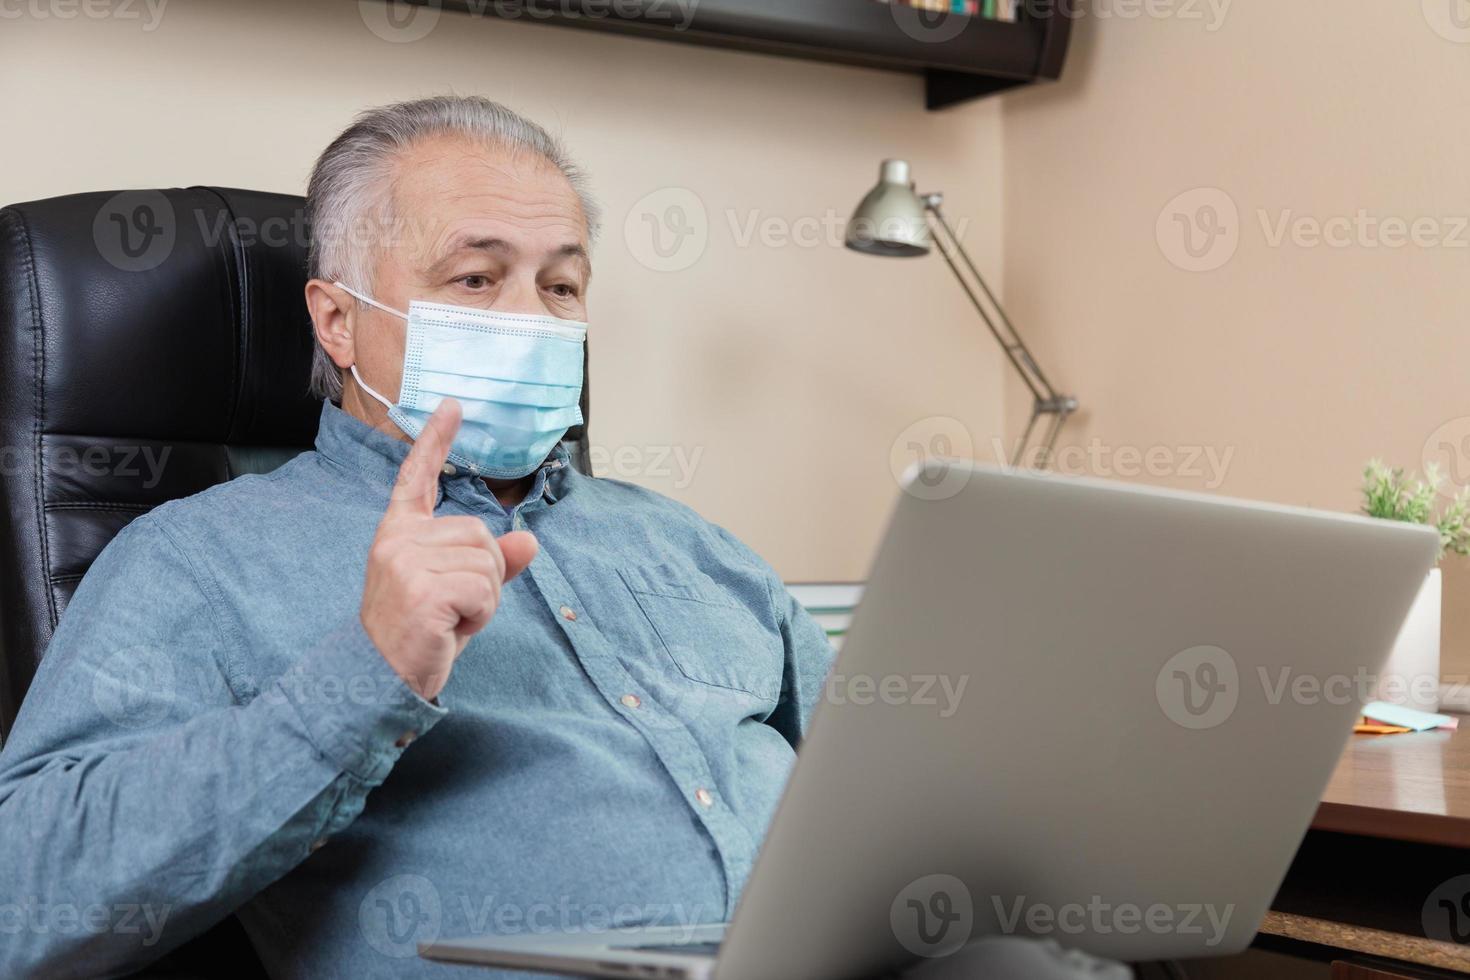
[[0, 97, 835, 978]]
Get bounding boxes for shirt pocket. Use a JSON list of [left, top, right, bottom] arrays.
[[618, 563, 784, 701]]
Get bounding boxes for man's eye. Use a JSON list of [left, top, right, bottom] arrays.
[[457, 275, 491, 289], [547, 283, 578, 299]]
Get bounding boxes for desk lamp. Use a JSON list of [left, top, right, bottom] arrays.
[[844, 159, 1078, 469]]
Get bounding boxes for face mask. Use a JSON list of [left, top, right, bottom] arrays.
[[335, 283, 587, 479]]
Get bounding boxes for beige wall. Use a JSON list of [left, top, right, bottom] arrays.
[[1, 0, 1007, 582], [11, 1, 1462, 678], [999, 1, 1470, 684]]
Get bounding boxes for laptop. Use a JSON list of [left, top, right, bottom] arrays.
[[422, 461, 1439, 979]]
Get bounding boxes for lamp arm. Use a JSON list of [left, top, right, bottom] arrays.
[[924, 200, 1078, 468]]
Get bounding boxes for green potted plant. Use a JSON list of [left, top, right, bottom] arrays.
[[1360, 460, 1470, 710]]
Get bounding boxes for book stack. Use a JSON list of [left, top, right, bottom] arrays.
[[875, 0, 1020, 22], [785, 582, 865, 653]]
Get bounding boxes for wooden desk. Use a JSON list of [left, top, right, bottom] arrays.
[[1253, 726, 1470, 978], [1314, 725, 1470, 848]]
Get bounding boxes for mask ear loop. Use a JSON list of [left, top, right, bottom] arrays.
[[350, 364, 396, 412], [335, 281, 409, 320], [334, 281, 407, 411]]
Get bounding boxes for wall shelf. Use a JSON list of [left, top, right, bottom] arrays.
[[427, 0, 1071, 109]]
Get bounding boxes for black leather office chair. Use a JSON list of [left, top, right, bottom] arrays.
[[0, 186, 591, 977]]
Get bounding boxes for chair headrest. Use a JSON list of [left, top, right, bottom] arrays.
[[0, 187, 322, 734]]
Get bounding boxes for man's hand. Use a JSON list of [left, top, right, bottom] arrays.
[[361, 399, 539, 700]]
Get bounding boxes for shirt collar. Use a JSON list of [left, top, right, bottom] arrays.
[[313, 401, 579, 505]]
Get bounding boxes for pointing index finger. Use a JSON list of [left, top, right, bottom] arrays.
[[387, 398, 462, 518]]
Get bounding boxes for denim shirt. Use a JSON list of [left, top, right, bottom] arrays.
[[0, 402, 834, 979]]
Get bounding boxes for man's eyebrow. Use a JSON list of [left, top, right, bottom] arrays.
[[426, 237, 590, 278], [424, 236, 511, 277], [557, 243, 591, 279]]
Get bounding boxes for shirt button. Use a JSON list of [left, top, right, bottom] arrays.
[[394, 731, 417, 749], [441, 463, 457, 477], [620, 694, 642, 710], [694, 788, 714, 808], [560, 605, 578, 622]]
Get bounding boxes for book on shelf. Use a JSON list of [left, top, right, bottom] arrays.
[[785, 582, 864, 613], [809, 611, 854, 634], [872, 0, 1018, 20], [786, 582, 864, 650]]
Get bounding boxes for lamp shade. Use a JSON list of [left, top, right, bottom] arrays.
[[843, 159, 932, 257]]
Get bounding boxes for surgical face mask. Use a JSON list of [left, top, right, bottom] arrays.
[[336, 283, 587, 479]]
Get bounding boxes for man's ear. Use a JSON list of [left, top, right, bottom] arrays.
[[305, 279, 355, 370]]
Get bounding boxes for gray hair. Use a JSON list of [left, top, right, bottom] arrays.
[[304, 95, 599, 401]]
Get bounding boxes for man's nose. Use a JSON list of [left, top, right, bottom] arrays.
[[492, 275, 549, 317]]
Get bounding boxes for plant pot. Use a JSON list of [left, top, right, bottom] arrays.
[[1370, 567, 1442, 712]]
